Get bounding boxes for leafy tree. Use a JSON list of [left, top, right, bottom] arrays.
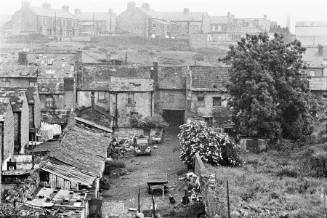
[[178, 121, 242, 167], [222, 33, 313, 140]]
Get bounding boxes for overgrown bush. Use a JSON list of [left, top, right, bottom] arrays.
[[300, 146, 327, 177], [178, 121, 242, 167]]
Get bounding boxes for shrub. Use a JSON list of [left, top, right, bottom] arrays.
[[300, 146, 327, 177], [131, 113, 168, 130], [178, 121, 242, 167], [104, 160, 126, 175]]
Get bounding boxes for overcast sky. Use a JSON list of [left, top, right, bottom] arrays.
[[1, 0, 327, 32]]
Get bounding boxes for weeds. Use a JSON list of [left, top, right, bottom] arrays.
[[276, 166, 299, 178]]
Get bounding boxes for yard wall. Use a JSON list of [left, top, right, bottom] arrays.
[[113, 127, 145, 139], [193, 152, 222, 218]]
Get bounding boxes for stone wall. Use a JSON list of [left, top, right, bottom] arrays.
[[193, 152, 221, 218], [113, 127, 145, 139], [20, 95, 29, 154], [3, 104, 14, 163]]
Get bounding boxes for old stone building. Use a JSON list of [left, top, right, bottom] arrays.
[[305, 66, 327, 98], [0, 98, 15, 203], [0, 99, 15, 170], [0, 90, 29, 154], [27, 50, 80, 125], [0, 87, 41, 141], [6, 1, 78, 38], [74, 9, 116, 36], [117, 2, 209, 38], [0, 52, 38, 88], [76, 64, 154, 127], [186, 66, 230, 126], [190, 13, 273, 49], [296, 21, 327, 46], [155, 64, 188, 126]]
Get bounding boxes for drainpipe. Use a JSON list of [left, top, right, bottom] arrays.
[[91, 92, 95, 111], [150, 92, 153, 116], [115, 93, 118, 127], [151, 61, 159, 114]]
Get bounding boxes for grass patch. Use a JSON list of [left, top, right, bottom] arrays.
[[276, 166, 299, 178], [205, 148, 327, 217]]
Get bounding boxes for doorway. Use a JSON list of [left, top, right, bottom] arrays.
[[162, 110, 185, 127]]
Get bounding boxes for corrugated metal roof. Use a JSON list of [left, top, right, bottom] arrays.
[[42, 159, 95, 187]]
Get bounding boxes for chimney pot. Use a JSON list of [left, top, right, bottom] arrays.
[[62, 5, 69, 13]]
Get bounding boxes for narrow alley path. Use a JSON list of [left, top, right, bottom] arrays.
[[102, 128, 188, 217]]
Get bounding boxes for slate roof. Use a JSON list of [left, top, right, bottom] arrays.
[[158, 66, 187, 89], [296, 21, 327, 27], [42, 158, 96, 187], [77, 105, 113, 128], [0, 90, 26, 112], [209, 16, 230, 24], [74, 12, 113, 21], [48, 126, 110, 177], [38, 78, 64, 94], [28, 53, 76, 78], [139, 8, 207, 21], [109, 77, 153, 92], [0, 87, 37, 104], [0, 63, 38, 78], [190, 66, 229, 91], [79, 65, 152, 90], [30, 7, 73, 19]]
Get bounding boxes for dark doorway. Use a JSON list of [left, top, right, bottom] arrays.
[[162, 110, 185, 127]]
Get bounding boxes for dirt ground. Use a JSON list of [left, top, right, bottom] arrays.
[[102, 128, 201, 218]]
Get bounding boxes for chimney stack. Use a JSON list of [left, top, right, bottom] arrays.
[[18, 51, 28, 65], [127, 2, 136, 9], [183, 8, 190, 14], [62, 5, 69, 13], [141, 3, 150, 10]]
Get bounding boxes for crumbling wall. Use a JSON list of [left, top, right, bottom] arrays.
[[194, 152, 221, 218], [20, 95, 29, 154], [116, 92, 152, 127], [3, 104, 14, 162]]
